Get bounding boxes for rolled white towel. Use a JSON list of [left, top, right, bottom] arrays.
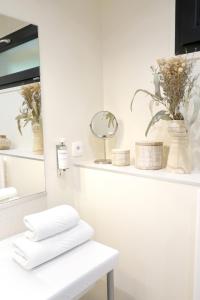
[[24, 205, 80, 241], [0, 187, 17, 201], [13, 220, 94, 270]]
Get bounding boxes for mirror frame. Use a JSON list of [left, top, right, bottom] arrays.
[[90, 110, 118, 139]]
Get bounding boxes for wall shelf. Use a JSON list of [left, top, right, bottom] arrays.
[[74, 161, 200, 187], [0, 149, 44, 161], [0, 191, 46, 210]]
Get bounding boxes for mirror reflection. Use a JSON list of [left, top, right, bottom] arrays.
[[90, 111, 118, 164], [90, 111, 118, 139], [0, 14, 45, 202]]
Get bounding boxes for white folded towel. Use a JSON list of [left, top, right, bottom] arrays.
[[0, 187, 17, 201], [13, 220, 94, 270], [24, 205, 80, 241]]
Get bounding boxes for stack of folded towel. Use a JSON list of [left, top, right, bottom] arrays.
[[12, 205, 94, 270]]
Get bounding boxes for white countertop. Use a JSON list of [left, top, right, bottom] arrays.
[[74, 161, 200, 187]]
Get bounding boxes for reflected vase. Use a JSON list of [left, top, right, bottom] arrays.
[[167, 120, 191, 174], [0, 135, 10, 150], [32, 122, 43, 155]]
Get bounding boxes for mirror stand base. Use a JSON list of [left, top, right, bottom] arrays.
[[94, 159, 112, 164]]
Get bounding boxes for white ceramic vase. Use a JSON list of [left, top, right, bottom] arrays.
[[149, 119, 171, 167], [167, 120, 191, 174], [32, 122, 43, 155]]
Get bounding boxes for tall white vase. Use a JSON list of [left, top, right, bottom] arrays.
[[149, 119, 171, 167], [32, 122, 43, 155], [167, 120, 191, 174]]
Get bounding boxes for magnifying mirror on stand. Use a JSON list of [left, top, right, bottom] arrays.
[[90, 111, 118, 164]]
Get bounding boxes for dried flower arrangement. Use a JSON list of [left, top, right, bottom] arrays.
[[130, 55, 199, 136], [16, 83, 41, 135]]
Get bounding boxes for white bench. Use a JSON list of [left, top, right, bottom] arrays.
[[0, 235, 119, 300]]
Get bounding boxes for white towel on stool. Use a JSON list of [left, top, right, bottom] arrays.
[[24, 205, 80, 241], [13, 220, 94, 270], [0, 187, 17, 201]]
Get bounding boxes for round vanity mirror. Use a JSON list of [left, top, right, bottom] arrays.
[[90, 111, 118, 164]]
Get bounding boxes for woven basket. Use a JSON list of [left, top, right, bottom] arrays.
[[112, 149, 130, 166], [135, 141, 163, 170]]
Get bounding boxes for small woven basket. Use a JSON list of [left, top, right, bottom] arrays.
[[135, 141, 163, 170], [112, 149, 130, 166]]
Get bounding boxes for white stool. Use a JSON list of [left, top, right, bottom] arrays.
[[0, 236, 119, 300]]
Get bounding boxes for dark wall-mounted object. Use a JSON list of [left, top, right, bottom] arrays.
[[176, 0, 200, 54], [0, 24, 40, 90], [0, 67, 40, 90]]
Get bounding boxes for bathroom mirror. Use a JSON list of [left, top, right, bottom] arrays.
[[90, 111, 118, 164], [0, 14, 45, 203]]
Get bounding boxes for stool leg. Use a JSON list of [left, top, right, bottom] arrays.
[[107, 270, 114, 300]]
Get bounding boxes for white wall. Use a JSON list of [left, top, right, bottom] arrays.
[[81, 0, 199, 299], [0, 0, 103, 207], [101, 0, 175, 155], [77, 167, 198, 300], [79, 1, 199, 299]]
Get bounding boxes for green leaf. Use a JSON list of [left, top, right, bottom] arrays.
[[15, 114, 27, 120], [17, 119, 22, 135], [23, 119, 31, 128], [130, 89, 163, 112], [145, 110, 171, 137]]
